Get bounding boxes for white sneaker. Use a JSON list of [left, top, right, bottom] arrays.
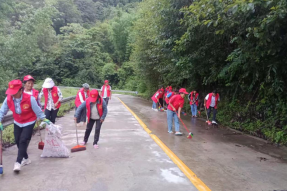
[[13, 162, 21, 172], [168, 131, 173, 133], [212, 121, 217, 125], [21, 158, 31, 167], [153, 108, 158, 112]]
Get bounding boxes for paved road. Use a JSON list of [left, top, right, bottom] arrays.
[[0, 95, 197, 191], [118, 94, 287, 191]]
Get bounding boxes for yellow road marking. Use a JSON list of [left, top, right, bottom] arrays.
[[118, 97, 211, 191]]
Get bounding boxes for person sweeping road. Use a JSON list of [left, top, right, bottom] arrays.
[[39, 78, 63, 124], [204, 90, 220, 125], [167, 88, 189, 135], [188, 90, 199, 118], [101, 80, 112, 106], [0, 80, 50, 172], [151, 88, 164, 111], [74, 89, 108, 149], [75, 83, 90, 126]]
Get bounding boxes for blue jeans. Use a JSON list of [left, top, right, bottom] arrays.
[[191, 104, 197, 116], [152, 101, 157, 109], [167, 109, 179, 132]]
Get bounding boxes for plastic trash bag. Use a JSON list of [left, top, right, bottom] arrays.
[[40, 123, 70, 158]]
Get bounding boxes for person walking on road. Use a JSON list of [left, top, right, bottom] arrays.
[[188, 90, 199, 118], [23, 75, 41, 107], [0, 80, 50, 172], [39, 78, 63, 124], [75, 83, 90, 126], [165, 88, 178, 106], [151, 88, 164, 111], [74, 89, 108, 149], [204, 90, 220, 125], [167, 88, 189, 135], [101, 80, 112, 106]]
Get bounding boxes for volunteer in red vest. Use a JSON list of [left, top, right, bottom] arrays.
[[167, 88, 189, 135], [204, 90, 220, 125], [0, 80, 50, 172], [188, 90, 199, 117], [75, 83, 90, 126], [23, 75, 41, 107], [165, 88, 178, 106], [74, 89, 107, 149], [151, 88, 164, 111], [38, 78, 63, 124], [101, 80, 112, 106]]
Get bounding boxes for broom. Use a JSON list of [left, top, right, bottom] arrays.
[[37, 121, 44, 150], [205, 107, 212, 125], [71, 122, 86, 152], [157, 101, 165, 112], [179, 117, 193, 139], [0, 131, 3, 174]]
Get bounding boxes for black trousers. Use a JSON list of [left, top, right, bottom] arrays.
[[84, 119, 102, 145], [207, 107, 217, 121], [14, 123, 35, 163], [158, 98, 164, 108], [45, 109, 59, 124], [104, 97, 109, 106], [75, 107, 86, 123]]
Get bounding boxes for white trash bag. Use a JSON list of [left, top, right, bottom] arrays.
[[40, 123, 70, 158]]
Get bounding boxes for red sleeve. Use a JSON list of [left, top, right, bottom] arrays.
[[169, 96, 176, 104], [179, 101, 184, 108]]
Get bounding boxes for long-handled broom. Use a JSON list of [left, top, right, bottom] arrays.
[[179, 118, 193, 139], [71, 122, 86, 152], [0, 131, 3, 174], [37, 121, 44, 150]]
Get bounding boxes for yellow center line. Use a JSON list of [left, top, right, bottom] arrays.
[[117, 97, 211, 191]]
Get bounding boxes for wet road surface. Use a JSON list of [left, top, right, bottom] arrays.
[[0, 96, 197, 191], [118, 94, 287, 191]]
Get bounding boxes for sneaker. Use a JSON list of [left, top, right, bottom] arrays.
[[21, 158, 31, 167], [13, 162, 21, 172], [168, 131, 173, 133], [153, 109, 158, 112], [175, 132, 183, 136], [76, 123, 81, 127], [212, 121, 217, 125], [194, 116, 197, 118], [80, 141, 86, 145], [93, 144, 99, 149], [206, 120, 210, 123]]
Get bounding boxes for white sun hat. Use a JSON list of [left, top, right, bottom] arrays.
[[42, 78, 55, 88]]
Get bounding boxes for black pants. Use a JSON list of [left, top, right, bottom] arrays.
[[158, 98, 164, 108], [75, 107, 86, 123], [207, 107, 217, 121], [104, 97, 109, 106], [14, 123, 35, 163], [45, 109, 59, 124], [84, 119, 102, 145]]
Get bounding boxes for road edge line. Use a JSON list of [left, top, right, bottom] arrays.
[[117, 98, 152, 134], [117, 97, 211, 191]]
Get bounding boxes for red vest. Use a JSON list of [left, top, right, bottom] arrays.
[[151, 90, 163, 102], [43, 86, 61, 110], [190, 92, 199, 106], [75, 88, 90, 107], [32, 88, 39, 100], [101, 85, 111, 97], [86, 97, 103, 122], [206, 93, 219, 109], [7, 93, 37, 124], [165, 92, 174, 104]]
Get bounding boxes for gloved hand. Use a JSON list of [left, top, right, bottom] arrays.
[[0, 122, 3, 131], [43, 118, 50, 125]]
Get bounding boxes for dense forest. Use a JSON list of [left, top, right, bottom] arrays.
[[0, 0, 287, 144]]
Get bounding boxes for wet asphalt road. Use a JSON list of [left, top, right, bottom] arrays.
[[118, 94, 287, 191], [0, 95, 197, 191]]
